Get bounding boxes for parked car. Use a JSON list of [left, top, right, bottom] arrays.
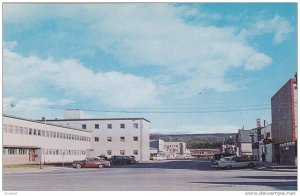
[[73, 157, 111, 169], [127, 156, 138, 164], [150, 156, 167, 161], [110, 156, 133, 165], [97, 155, 113, 165], [210, 156, 257, 169]]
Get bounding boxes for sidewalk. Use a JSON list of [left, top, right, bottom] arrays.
[[255, 162, 297, 172], [2, 166, 73, 174]]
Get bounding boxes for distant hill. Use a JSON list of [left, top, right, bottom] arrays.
[[150, 133, 236, 149]]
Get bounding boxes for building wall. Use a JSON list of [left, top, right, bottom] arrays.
[[271, 79, 297, 144], [3, 115, 92, 165], [190, 149, 220, 159], [240, 143, 252, 155], [47, 118, 150, 161], [164, 142, 187, 159]]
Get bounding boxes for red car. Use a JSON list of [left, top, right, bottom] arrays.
[[73, 157, 111, 169]]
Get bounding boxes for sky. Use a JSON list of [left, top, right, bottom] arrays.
[[2, 3, 297, 134]]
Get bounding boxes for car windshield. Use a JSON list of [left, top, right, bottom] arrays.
[[220, 157, 232, 162]]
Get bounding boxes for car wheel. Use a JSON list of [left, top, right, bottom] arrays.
[[225, 165, 232, 169], [248, 163, 254, 168], [76, 164, 81, 169], [98, 164, 104, 168]]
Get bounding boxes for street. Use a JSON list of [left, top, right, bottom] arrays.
[[2, 159, 297, 191]]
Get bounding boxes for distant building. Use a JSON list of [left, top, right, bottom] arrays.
[[164, 142, 187, 159], [271, 78, 297, 165], [190, 149, 220, 159], [149, 139, 166, 158], [221, 144, 236, 154], [258, 124, 273, 163], [236, 128, 258, 157], [149, 140, 191, 159]]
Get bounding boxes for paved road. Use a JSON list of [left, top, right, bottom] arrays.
[[2, 159, 297, 191]]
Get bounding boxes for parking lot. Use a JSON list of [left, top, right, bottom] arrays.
[[3, 159, 297, 191]]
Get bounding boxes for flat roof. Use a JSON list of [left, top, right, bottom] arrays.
[[44, 117, 151, 123], [3, 114, 90, 133]]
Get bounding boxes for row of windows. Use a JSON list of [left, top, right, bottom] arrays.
[[3, 148, 28, 155], [94, 136, 139, 142], [3, 148, 87, 156], [107, 150, 138, 156], [43, 149, 86, 156], [3, 148, 139, 156], [3, 124, 91, 142], [82, 123, 139, 130]]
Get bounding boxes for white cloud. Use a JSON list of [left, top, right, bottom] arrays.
[[3, 4, 280, 106], [240, 15, 293, 44], [3, 45, 160, 108]]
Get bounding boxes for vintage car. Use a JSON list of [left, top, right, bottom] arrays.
[[210, 156, 257, 169], [73, 157, 111, 169], [110, 155, 135, 165]]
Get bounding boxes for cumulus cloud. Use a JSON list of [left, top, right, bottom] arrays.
[[3, 4, 283, 108], [240, 15, 293, 44], [3, 44, 160, 108]]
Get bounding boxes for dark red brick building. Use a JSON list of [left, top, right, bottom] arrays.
[[271, 78, 297, 165]]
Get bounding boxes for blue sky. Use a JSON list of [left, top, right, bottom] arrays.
[[3, 3, 297, 134]]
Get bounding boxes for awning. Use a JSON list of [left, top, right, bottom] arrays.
[[3, 145, 40, 149]]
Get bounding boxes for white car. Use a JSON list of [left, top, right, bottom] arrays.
[[211, 156, 257, 169], [152, 156, 167, 161]]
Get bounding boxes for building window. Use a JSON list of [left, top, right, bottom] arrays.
[[95, 124, 99, 129], [266, 132, 271, 138], [38, 130, 41, 136], [95, 137, 99, 142], [19, 127, 23, 134], [107, 150, 112, 155], [107, 137, 112, 142], [82, 124, 86, 129], [120, 124, 125, 129], [133, 136, 138, 141], [133, 150, 138, 155], [3, 124, 7, 132], [33, 129, 37, 135], [19, 149, 28, 155], [7, 125, 12, 133], [29, 128, 32, 135], [120, 150, 125, 155], [13, 126, 18, 134], [107, 124, 112, 129], [133, 123, 139, 129], [24, 128, 28, 135], [42, 130, 45, 137], [46, 131, 49, 137], [8, 148, 17, 155], [120, 137, 125, 142]]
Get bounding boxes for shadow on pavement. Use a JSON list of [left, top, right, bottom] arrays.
[[112, 159, 214, 171], [235, 176, 297, 180], [190, 181, 297, 190]]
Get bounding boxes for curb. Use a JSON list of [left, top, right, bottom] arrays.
[[3, 166, 73, 174], [254, 167, 297, 172]]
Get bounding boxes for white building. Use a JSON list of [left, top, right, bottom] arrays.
[[3, 110, 151, 165], [3, 115, 92, 165], [164, 142, 188, 159], [46, 110, 150, 161], [258, 124, 273, 163]]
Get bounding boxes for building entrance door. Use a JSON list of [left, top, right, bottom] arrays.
[[29, 149, 36, 162]]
